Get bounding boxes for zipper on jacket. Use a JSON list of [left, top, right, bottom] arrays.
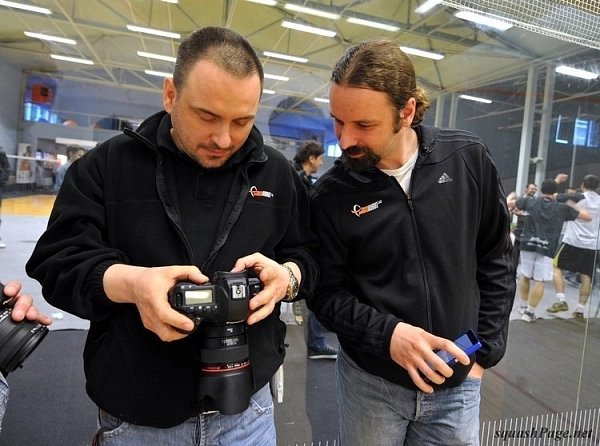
[[155, 152, 195, 264], [201, 155, 266, 271], [406, 169, 433, 331]]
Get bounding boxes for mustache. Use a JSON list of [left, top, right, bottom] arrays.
[[345, 145, 367, 156]]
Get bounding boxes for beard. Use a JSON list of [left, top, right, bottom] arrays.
[[340, 145, 381, 172]]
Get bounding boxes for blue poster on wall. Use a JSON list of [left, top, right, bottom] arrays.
[[268, 96, 336, 145]]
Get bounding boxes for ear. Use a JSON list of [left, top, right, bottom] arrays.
[[402, 97, 417, 125], [163, 78, 176, 113]]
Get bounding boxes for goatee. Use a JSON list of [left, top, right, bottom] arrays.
[[340, 146, 381, 172]]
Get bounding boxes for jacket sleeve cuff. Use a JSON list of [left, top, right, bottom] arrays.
[[89, 260, 121, 317]]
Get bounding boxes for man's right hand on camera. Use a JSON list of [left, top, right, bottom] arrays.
[[103, 264, 208, 342]]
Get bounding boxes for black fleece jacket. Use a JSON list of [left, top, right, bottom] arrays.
[[26, 111, 319, 427], [308, 125, 516, 389]]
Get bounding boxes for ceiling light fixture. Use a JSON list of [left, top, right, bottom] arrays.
[[24, 31, 76, 45], [263, 51, 308, 63], [0, 0, 51, 14], [284, 4, 340, 20], [144, 69, 173, 78], [281, 20, 336, 38], [555, 65, 599, 80], [415, 0, 441, 14], [454, 11, 512, 31], [263, 89, 276, 95], [314, 97, 330, 103], [160, 0, 178, 3], [137, 51, 176, 62], [459, 94, 492, 104], [400, 46, 444, 60], [245, 0, 277, 5], [126, 25, 180, 39], [265, 73, 290, 81], [346, 17, 400, 32], [50, 54, 94, 65]]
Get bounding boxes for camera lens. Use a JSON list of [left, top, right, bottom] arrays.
[[0, 308, 49, 376], [197, 323, 253, 415]]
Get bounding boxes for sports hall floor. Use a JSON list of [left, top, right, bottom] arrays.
[[1, 194, 599, 445]]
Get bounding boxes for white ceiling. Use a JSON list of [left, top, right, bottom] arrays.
[[0, 0, 598, 110]]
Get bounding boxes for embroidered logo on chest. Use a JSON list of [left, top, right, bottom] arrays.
[[249, 186, 274, 198], [351, 200, 383, 217]]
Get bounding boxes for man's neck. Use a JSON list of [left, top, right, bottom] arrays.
[[377, 129, 419, 170], [301, 163, 312, 176]]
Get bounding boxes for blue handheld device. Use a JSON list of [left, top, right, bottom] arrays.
[[435, 329, 482, 365]]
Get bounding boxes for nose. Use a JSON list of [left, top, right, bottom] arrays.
[[337, 127, 357, 150], [211, 124, 233, 149]]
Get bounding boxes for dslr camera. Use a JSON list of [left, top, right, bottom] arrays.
[[168, 271, 262, 415], [0, 283, 49, 376]]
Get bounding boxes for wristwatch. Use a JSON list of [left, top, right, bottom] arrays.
[[281, 264, 299, 301]]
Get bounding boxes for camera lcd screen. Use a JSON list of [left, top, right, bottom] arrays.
[[184, 289, 213, 305]]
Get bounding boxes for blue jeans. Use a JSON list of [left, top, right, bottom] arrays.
[[337, 348, 481, 446], [307, 310, 327, 350], [0, 373, 8, 432], [93, 383, 275, 446]]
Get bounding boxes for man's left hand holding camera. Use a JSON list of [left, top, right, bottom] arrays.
[[103, 255, 296, 342], [2, 281, 52, 327], [232, 252, 300, 326]]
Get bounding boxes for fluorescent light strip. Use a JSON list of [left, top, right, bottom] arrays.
[[265, 73, 289, 81], [263, 51, 308, 63], [455, 11, 512, 31], [263, 89, 276, 95], [126, 25, 180, 39], [281, 20, 336, 38], [555, 65, 599, 80], [246, 0, 277, 5], [314, 97, 329, 103], [145, 69, 173, 78], [0, 0, 51, 14], [400, 46, 444, 60], [284, 4, 340, 20], [459, 94, 492, 104], [51, 54, 94, 65], [161, 0, 178, 3], [415, 0, 441, 14], [24, 31, 76, 45], [137, 51, 176, 62], [347, 17, 399, 32]]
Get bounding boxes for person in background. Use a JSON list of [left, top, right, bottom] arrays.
[[0, 280, 52, 430], [0, 149, 10, 249], [515, 179, 591, 322], [308, 39, 515, 445], [556, 178, 582, 288], [547, 174, 600, 320], [26, 26, 318, 446], [290, 140, 337, 360], [510, 182, 537, 271], [53, 144, 85, 192]]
